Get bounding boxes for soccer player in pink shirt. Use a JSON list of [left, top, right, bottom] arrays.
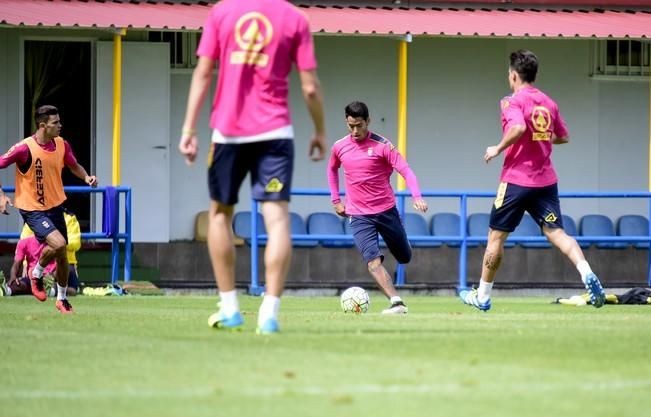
[[178, 0, 327, 334], [328, 101, 428, 314], [3, 236, 56, 297], [459, 50, 606, 311]]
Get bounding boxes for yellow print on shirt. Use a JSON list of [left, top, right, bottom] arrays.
[[231, 12, 273, 67], [531, 106, 552, 141]]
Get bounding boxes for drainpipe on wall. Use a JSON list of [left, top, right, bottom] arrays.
[[396, 34, 412, 192], [112, 28, 126, 186]]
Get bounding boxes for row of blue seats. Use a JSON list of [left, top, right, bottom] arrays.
[[233, 211, 651, 249]]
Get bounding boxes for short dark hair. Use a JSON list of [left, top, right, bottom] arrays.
[[35, 105, 58, 126], [509, 50, 538, 83], [345, 101, 369, 120]]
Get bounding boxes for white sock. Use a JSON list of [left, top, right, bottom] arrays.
[[258, 295, 280, 327], [4, 286, 11, 296], [390, 296, 403, 305], [219, 290, 239, 317], [57, 285, 67, 301], [32, 264, 44, 279], [477, 280, 493, 303], [576, 260, 593, 284]]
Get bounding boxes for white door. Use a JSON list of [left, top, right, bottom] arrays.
[[96, 42, 170, 242]]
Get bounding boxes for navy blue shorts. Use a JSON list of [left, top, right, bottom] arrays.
[[207, 139, 294, 205], [490, 182, 564, 232], [349, 206, 412, 264], [19, 204, 68, 244]]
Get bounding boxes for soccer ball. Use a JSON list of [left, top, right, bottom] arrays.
[[340, 286, 370, 313]]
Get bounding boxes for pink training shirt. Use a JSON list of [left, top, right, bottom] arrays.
[[15, 236, 56, 277], [499, 86, 569, 187], [328, 132, 423, 216], [197, 0, 317, 138]]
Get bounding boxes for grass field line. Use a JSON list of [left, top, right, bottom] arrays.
[[3, 379, 651, 399]]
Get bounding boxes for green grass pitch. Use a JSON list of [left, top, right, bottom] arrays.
[[1, 295, 650, 417]]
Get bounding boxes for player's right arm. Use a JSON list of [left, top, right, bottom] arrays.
[[299, 70, 326, 161], [10, 240, 27, 283], [327, 146, 345, 216], [9, 259, 22, 284], [485, 125, 526, 162], [0, 142, 28, 214], [293, 12, 326, 161], [179, 56, 215, 165], [485, 98, 526, 163]]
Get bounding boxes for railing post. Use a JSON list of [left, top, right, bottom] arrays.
[[458, 194, 468, 291], [101, 186, 121, 285], [124, 188, 132, 282], [249, 199, 264, 295], [395, 193, 406, 287]]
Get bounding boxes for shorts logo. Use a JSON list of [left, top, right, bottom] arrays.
[[265, 178, 284, 193], [367, 147, 373, 156], [544, 213, 558, 223], [494, 182, 507, 209], [230, 12, 273, 67], [41, 220, 50, 229]]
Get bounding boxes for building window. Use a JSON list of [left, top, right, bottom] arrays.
[[593, 40, 650, 77], [148, 31, 200, 69]]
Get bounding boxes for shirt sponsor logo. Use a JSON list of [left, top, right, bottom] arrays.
[[265, 178, 284, 193], [34, 158, 45, 206], [531, 106, 552, 141], [231, 12, 273, 67]]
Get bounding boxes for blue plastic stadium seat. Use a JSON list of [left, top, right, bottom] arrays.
[[307, 212, 353, 248], [560, 214, 586, 247], [617, 214, 650, 249], [466, 213, 490, 248], [232, 211, 266, 246], [562, 214, 578, 236], [511, 214, 550, 248], [403, 213, 441, 248], [290, 212, 318, 247], [579, 214, 625, 249], [431, 212, 461, 247]]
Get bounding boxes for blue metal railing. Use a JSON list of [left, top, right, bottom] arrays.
[[246, 189, 651, 294], [0, 186, 132, 284]]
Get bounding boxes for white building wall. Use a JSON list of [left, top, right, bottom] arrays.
[[0, 29, 649, 241]]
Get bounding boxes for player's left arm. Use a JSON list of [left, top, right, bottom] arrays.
[[386, 146, 428, 213], [552, 106, 570, 145], [64, 141, 97, 187]]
